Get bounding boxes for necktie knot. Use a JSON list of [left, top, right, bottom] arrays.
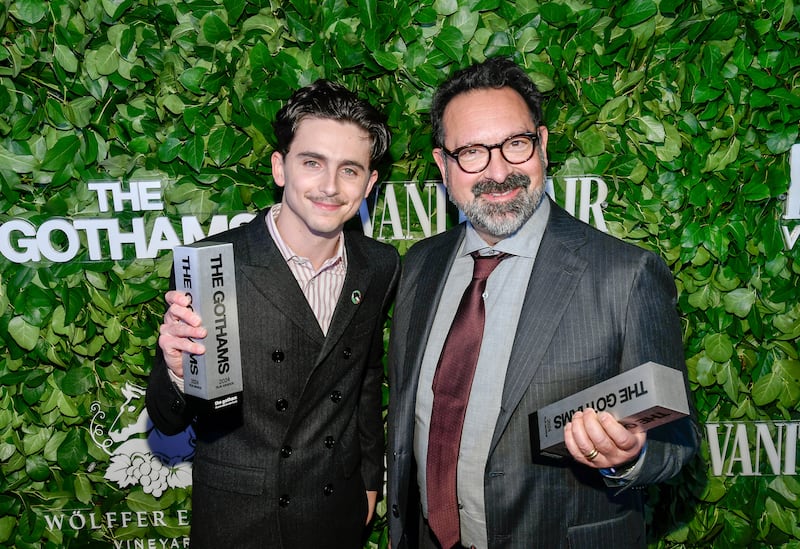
[[470, 251, 508, 281]]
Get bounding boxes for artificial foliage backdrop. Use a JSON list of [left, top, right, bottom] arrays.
[[1, 0, 799, 547]]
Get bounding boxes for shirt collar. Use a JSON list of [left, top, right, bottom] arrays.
[[265, 203, 347, 270]]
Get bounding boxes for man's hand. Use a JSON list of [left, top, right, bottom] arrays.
[[158, 290, 207, 378], [366, 490, 378, 525], [564, 408, 646, 468]]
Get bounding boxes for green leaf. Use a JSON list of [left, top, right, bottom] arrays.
[[41, 135, 81, 171], [60, 367, 96, 396], [12, 0, 47, 24], [0, 144, 37, 172], [637, 115, 666, 143], [104, 316, 122, 343], [208, 126, 235, 166], [703, 138, 740, 172], [752, 370, 782, 406], [179, 135, 206, 172], [8, 316, 40, 350], [92, 44, 120, 75], [75, 474, 93, 504], [704, 333, 734, 362], [179, 67, 207, 94], [618, 0, 657, 27], [25, 454, 51, 481], [433, 26, 465, 62], [582, 80, 616, 108], [158, 137, 183, 162], [202, 13, 232, 42], [723, 288, 756, 318], [766, 126, 798, 154], [0, 516, 16, 543], [54, 44, 79, 73], [56, 428, 87, 473]]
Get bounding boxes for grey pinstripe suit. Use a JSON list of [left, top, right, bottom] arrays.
[[146, 208, 400, 548], [387, 198, 699, 549]]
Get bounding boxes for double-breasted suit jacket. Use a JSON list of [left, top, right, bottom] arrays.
[[387, 199, 699, 549], [147, 208, 400, 549]]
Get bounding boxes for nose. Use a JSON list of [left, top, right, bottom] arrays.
[[481, 147, 514, 183], [318, 170, 339, 196]]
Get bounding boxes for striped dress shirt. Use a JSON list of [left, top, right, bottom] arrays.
[[266, 203, 347, 335]]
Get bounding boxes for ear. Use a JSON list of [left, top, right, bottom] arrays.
[[364, 170, 379, 198], [271, 151, 286, 188], [537, 127, 550, 168], [433, 148, 448, 180]]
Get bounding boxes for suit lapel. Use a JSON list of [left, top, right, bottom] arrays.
[[318, 235, 374, 361], [238, 210, 325, 346], [489, 205, 588, 453], [401, 227, 465, 392]]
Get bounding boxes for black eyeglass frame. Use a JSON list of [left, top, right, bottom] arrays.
[[440, 131, 540, 174]]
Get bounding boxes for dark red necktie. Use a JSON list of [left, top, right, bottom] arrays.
[[426, 252, 507, 549]]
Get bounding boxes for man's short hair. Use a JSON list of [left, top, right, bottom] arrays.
[[431, 57, 544, 148], [273, 79, 391, 169]]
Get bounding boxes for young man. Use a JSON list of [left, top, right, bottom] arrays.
[[387, 58, 699, 549], [146, 80, 400, 548]]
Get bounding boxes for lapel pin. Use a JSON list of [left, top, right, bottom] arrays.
[[351, 290, 362, 305]]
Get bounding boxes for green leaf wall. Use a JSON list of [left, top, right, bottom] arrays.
[[1, 0, 799, 547]]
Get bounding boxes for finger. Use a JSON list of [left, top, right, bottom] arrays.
[[164, 301, 203, 328], [598, 411, 640, 452], [564, 411, 598, 460], [160, 315, 207, 339], [582, 409, 618, 453], [159, 330, 206, 354], [165, 290, 192, 307]]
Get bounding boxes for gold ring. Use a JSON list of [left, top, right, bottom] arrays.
[[584, 448, 599, 461]]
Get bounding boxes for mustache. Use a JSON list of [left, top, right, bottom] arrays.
[[308, 195, 346, 205], [472, 173, 531, 196]]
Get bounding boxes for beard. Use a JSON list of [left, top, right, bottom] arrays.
[[450, 172, 545, 239]]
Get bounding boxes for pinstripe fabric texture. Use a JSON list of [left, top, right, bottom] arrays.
[[387, 198, 700, 549]]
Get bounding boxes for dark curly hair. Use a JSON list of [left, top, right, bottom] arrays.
[[431, 57, 544, 148], [273, 79, 391, 170]]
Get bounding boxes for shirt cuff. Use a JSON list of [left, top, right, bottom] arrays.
[[599, 442, 647, 486], [167, 368, 185, 393]]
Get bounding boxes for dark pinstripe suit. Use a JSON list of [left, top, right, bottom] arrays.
[[387, 198, 699, 549], [147, 208, 400, 548]]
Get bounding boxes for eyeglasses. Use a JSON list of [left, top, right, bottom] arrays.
[[441, 132, 539, 174]]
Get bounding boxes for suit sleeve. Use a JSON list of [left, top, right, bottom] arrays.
[[620, 251, 701, 486], [145, 348, 197, 435], [145, 268, 197, 436], [357, 250, 401, 494]]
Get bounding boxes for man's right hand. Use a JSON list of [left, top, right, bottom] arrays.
[[158, 290, 207, 379]]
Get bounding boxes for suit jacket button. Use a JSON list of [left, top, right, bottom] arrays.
[[324, 436, 335, 449], [341, 347, 353, 359], [323, 483, 334, 496], [280, 445, 292, 458], [392, 504, 399, 517], [272, 349, 285, 362], [278, 495, 290, 507], [170, 399, 183, 413], [329, 390, 342, 403], [276, 398, 289, 412]]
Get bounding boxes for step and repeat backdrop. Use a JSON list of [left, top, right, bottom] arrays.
[[0, 0, 798, 547]]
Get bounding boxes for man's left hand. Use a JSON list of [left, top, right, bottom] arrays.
[[564, 408, 646, 468]]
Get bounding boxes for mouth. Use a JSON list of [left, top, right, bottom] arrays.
[[310, 197, 346, 210], [472, 173, 531, 200], [484, 187, 521, 199]]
